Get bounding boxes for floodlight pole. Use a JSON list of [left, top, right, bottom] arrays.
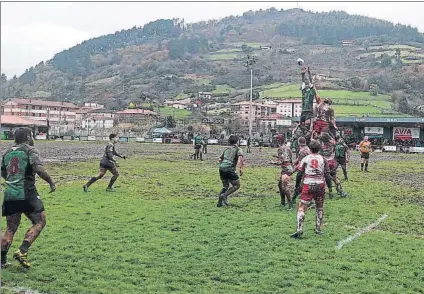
[[249, 67, 253, 137], [244, 54, 257, 137]]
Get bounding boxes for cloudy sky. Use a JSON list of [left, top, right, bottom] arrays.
[[2, 1, 424, 78]]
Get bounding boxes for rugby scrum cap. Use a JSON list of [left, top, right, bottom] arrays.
[[298, 137, 307, 146]]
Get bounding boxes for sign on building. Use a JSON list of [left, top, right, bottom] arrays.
[[276, 119, 292, 126], [342, 128, 353, 135], [202, 118, 225, 124], [364, 127, 384, 134], [393, 127, 420, 140]]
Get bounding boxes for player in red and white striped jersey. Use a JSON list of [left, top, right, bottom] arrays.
[[290, 140, 330, 238]]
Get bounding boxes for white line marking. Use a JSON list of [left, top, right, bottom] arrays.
[[1, 286, 46, 294], [336, 214, 388, 250]]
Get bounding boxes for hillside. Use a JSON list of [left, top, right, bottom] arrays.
[[1, 8, 424, 115]]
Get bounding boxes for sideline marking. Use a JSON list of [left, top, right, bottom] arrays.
[[1, 286, 45, 294], [336, 214, 388, 250]]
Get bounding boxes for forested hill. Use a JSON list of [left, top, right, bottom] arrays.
[[2, 8, 424, 110]]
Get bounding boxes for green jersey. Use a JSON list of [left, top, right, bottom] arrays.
[[194, 135, 203, 145], [219, 146, 243, 172], [335, 143, 348, 158], [302, 86, 316, 113], [1, 144, 42, 201]]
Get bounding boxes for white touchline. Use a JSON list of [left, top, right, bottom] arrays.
[[336, 214, 388, 250], [2, 286, 46, 294]]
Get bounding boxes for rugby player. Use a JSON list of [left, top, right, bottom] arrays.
[[319, 132, 348, 198], [290, 140, 330, 238], [270, 139, 294, 210], [1, 127, 56, 268], [217, 135, 244, 207], [335, 137, 350, 180], [83, 134, 126, 192], [292, 137, 311, 203], [193, 133, 203, 161]]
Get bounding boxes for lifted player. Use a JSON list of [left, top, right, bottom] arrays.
[[1, 127, 56, 268], [217, 135, 244, 207], [270, 139, 294, 210], [290, 140, 330, 238], [335, 137, 350, 181], [83, 134, 126, 192]]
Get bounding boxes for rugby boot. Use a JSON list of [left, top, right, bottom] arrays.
[[315, 229, 324, 235], [83, 185, 88, 192], [106, 187, 116, 192], [217, 195, 224, 207], [13, 250, 30, 268], [328, 192, 334, 200], [290, 231, 303, 239]]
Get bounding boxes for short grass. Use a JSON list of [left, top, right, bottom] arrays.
[[204, 52, 241, 61], [158, 106, 192, 119], [1, 144, 423, 294], [261, 84, 391, 100], [212, 84, 234, 94]]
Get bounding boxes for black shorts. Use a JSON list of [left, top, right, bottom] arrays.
[[300, 111, 313, 123], [336, 157, 346, 166], [194, 145, 202, 150], [219, 169, 239, 182], [100, 159, 116, 170], [361, 153, 370, 159], [2, 196, 45, 216]]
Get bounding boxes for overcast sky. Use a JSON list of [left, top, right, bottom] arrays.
[[2, 1, 424, 78]]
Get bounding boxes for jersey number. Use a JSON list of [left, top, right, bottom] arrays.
[[8, 157, 20, 175], [310, 159, 319, 169]]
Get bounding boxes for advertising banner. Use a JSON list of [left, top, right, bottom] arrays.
[[393, 127, 419, 140], [364, 127, 384, 134]]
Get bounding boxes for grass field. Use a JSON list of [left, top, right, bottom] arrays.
[[1, 143, 423, 294], [158, 106, 192, 119], [212, 84, 234, 94]]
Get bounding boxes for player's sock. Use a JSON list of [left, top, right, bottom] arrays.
[[365, 163, 368, 171], [361, 163, 364, 171], [19, 240, 30, 253]]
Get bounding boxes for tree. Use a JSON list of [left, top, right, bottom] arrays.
[[369, 83, 378, 96], [1, 73, 7, 84], [163, 116, 176, 128]]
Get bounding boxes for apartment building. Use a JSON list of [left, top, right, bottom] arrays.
[[2, 98, 79, 135], [275, 99, 302, 118]]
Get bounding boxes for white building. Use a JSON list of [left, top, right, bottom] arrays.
[[82, 116, 114, 131], [275, 99, 302, 118]]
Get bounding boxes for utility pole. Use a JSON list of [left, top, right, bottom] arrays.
[[244, 54, 257, 137]]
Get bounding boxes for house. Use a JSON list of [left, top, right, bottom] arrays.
[[198, 92, 212, 100], [115, 109, 158, 122], [342, 40, 355, 46]]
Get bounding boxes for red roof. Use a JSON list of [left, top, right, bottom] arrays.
[[7, 98, 78, 109], [115, 109, 157, 115], [1, 115, 47, 127]]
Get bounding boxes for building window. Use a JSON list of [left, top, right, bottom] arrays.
[[32, 113, 35, 116], [32, 106, 35, 109], [39, 106, 42, 110]]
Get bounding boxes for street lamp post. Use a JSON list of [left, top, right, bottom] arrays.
[[244, 54, 257, 137]]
